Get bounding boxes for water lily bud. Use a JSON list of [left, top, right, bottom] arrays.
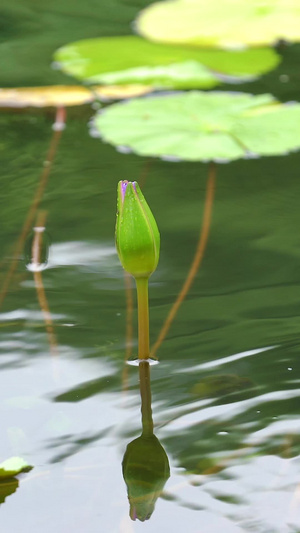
[[116, 181, 160, 279]]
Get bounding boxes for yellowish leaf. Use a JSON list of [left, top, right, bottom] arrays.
[[0, 84, 152, 108], [93, 84, 153, 101]]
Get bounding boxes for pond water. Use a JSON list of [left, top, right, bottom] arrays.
[[1, 1, 300, 532]]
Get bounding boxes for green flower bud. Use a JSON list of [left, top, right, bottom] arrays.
[[116, 181, 160, 279]]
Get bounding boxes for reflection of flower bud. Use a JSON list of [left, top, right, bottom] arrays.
[[116, 181, 160, 279], [122, 434, 170, 522]]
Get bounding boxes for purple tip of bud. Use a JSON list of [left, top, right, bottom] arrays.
[[121, 180, 129, 201], [130, 506, 137, 521]]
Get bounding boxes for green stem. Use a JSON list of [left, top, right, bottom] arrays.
[[135, 276, 150, 360]]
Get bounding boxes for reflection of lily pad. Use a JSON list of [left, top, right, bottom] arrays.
[[137, 0, 300, 48], [54, 36, 280, 89], [191, 374, 253, 398], [93, 91, 300, 162], [0, 457, 33, 479]]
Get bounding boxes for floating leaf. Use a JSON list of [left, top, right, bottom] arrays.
[[0, 457, 33, 479], [137, 0, 300, 48], [0, 84, 152, 108], [93, 91, 300, 162], [94, 61, 219, 90], [54, 36, 280, 89]]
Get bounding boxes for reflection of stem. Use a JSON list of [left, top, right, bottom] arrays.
[[0, 106, 66, 309], [136, 277, 150, 360], [151, 163, 217, 359], [32, 211, 58, 357], [139, 361, 153, 437]]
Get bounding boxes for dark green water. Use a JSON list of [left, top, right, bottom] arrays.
[[1, 1, 300, 532]]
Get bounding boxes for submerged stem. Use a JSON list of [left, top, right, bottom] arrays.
[[135, 277, 150, 360]]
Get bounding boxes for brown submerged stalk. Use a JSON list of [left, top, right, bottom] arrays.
[[31, 211, 58, 357], [150, 162, 217, 359], [0, 106, 66, 309]]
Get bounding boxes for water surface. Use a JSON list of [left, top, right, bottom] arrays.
[[1, 2, 300, 532]]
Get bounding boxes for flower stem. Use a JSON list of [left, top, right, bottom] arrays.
[[135, 277, 150, 360]]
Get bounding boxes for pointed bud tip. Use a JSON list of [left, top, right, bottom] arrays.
[[118, 180, 139, 202]]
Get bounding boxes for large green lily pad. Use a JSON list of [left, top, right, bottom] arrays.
[[137, 0, 300, 48], [54, 36, 279, 89], [94, 91, 300, 162]]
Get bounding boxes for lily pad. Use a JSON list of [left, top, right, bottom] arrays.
[[137, 0, 300, 48], [93, 91, 300, 162], [0, 457, 33, 479], [0, 84, 152, 108], [54, 36, 280, 89]]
